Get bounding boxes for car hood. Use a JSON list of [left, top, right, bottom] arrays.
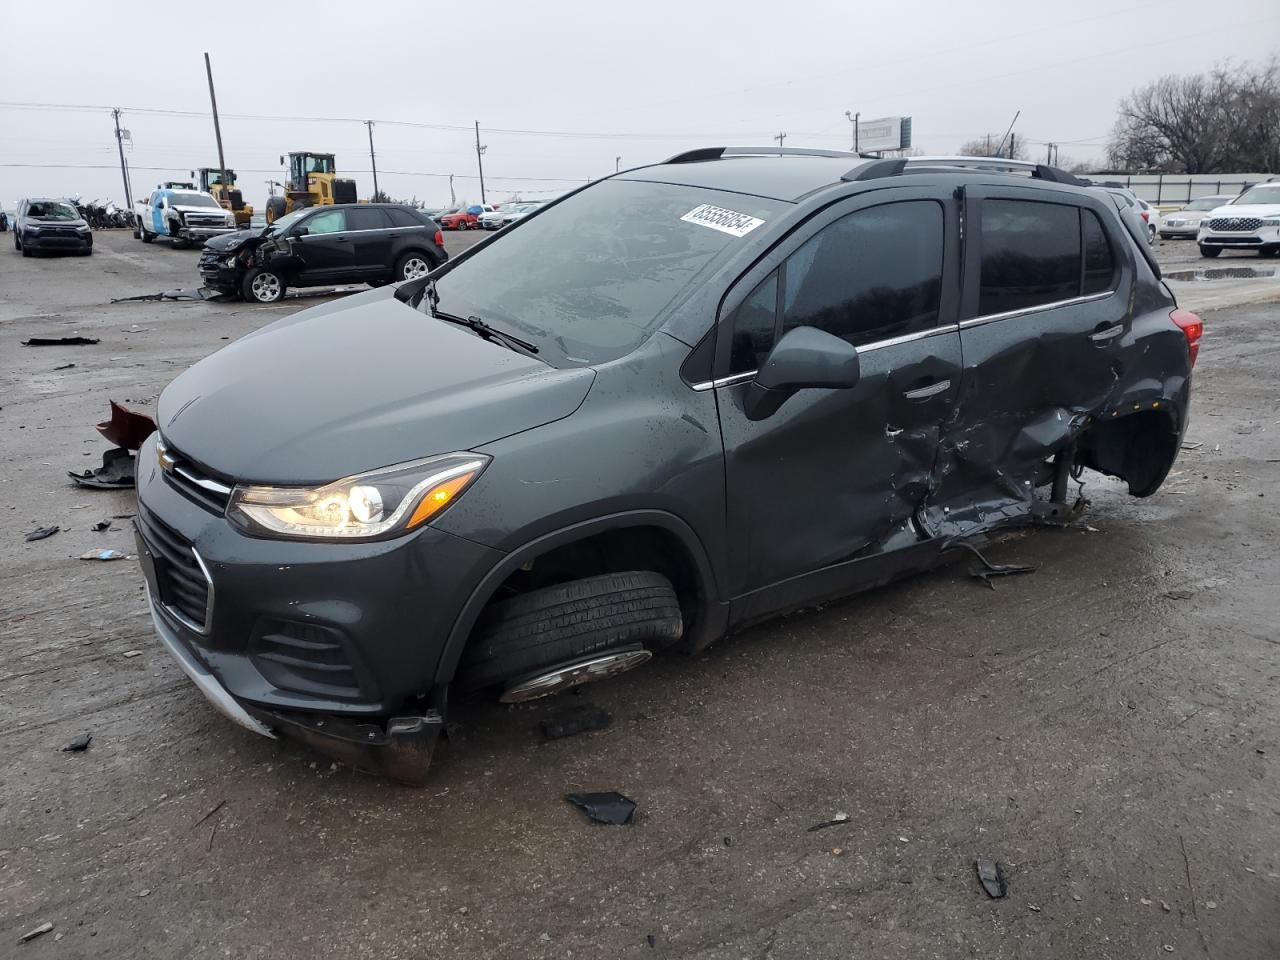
[[1210, 203, 1280, 218], [203, 228, 266, 254], [157, 287, 594, 484], [29, 217, 87, 227], [172, 204, 232, 217]]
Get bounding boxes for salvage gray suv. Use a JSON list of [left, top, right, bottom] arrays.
[[134, 149, 1203, 782]]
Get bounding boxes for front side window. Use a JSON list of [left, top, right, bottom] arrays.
[[305, 209, 347, 235], [781, 201, 945, 347], [979, 200, 1080, 315]]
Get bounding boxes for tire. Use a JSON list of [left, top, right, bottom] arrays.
[[395, 251, 433, 281], [171, 229, 189, 250], [265, 196, 287, 223], [458, 571, 683, 691], [241, 267, 286, 303], [140, 225, 155, 243], [1259, 246, 1280, 258], [22, 244, 31, 257], [13, 232, 19, 251], [1199, 245, 1221, 258], [1148, 224, 1156, 245]]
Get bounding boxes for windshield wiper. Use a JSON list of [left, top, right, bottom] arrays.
[[437, 312, 539, 354]]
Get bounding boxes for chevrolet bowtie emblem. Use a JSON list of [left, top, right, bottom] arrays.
[[157, 441, 176, 473]]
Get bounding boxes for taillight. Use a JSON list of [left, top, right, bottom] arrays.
[[434, 229, 444, 247], [1171, 309, 1203, 367], [1141, 210, 1150, 222]]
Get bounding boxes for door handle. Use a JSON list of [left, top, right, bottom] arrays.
[[903, 379, 951, 401], [1089, 323, 1124, 343]]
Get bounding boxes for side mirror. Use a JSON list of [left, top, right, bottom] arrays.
[[292, 226, 309, 237], [278, 155, 285, 166], [743, 326, 860, 421]]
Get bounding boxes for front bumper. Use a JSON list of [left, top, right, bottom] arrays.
[[198, 254, 243, 291], [24, 229, 92, 250], [1159, 222, 1200, 238], [134, 432, 501, 759], [1198, 225, 1280, 248], [181, 225, 237, 241]]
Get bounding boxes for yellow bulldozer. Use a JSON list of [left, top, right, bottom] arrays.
[[195, 168, 253, 227], [264, 152, 359, 223]]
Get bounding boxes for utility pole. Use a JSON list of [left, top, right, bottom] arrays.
[[474, 121, 487, 204], [203, 53, 230, 207], [365, 120, 380, 201], [844, 110, 860, 152], [615, 155, 621, 173], [774, 132, 787, 151], [449, 174, 456, 205], [995, 110, 1021, 160], [111, 108, 133, 211], [1008, 132, 1017, 160]]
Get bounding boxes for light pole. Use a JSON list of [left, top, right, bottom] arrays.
[[844, 110, 860, 152], [474, 121, 487, 204], [774, 132, 787, 151], [365, 120, 380, 201], [615, 155, 621, 173]]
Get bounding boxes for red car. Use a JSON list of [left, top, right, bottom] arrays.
[[438, 204, 497, 230]]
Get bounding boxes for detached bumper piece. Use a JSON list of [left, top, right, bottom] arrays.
[[245, 707, 444, 785]]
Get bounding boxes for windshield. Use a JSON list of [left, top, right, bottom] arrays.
[[171, 193, 220, 208], [1187, 197, 1225, 211], [430, 179, 785, 366], [1233, 184, 1280, 206], [27, 201, 79, 220], [265, 208, 308, 233]]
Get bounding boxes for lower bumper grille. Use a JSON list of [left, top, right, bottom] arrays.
[[139, 509, 212, 632]]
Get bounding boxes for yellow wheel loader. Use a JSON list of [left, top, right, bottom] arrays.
[[264, 152, 359, 223]]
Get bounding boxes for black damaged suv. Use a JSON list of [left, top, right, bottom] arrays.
[[199, 202, 448, 302], [137, 150, 1201, 782]]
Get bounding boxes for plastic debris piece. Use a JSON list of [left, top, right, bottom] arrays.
[[566, 791, 636, 825], [92, 520, 112, 532], [975, 858, 1007, 899], [25, 525, 59, 542], [69, 447, 136, 490], [96, 401, 157, 451], [81, 550, 130, 561], [110, 288, 215, 303], [947, 541, 1035, 589], [807, 812, 851, 832], [53, 363, 76, 371], [19, 922, 54, 943], [541, 703, 612, 740], [122, 650, 143, 658], [22, 336, 99, 346], [61, 732, 92, 752]]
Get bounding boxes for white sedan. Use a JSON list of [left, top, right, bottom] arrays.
[[1159, 195, 1234, 239]]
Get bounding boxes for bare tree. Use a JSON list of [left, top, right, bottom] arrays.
[[1109, 58, 1279, 173], [956, 134, 1028, 160]]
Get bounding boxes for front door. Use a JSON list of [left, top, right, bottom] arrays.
[[932, 186, 1133, 530], [713, 188, 963, 600], [291, 208, 354, 284]]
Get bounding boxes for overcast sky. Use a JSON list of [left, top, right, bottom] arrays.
[[2, 0, 1277, 210]]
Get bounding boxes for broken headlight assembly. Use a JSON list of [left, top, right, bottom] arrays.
[[227, 454, 488, 541]]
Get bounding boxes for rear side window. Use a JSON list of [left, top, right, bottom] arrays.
[[347, 207, 390, 230], [386, 207, 423, 228], [1082, 210, 1116, 295], [979, 200, 1080, 315], [780, 201, 945, 347]]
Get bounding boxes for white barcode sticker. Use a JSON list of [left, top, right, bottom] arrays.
[[680, 203, 765, 238]]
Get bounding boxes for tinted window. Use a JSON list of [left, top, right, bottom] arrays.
[[728, 271, 779, 374], [1082, 210, 1116, 295], [386, 207, 423, 228], [305, 209, 347, 235], [432, 179, 784, 367], [979, 200, 1080, 315], [781, 201, 944, 347], [347, 207, 390, 231]]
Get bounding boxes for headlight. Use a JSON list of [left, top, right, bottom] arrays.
[[1260, 218, 1280, 227], [228, 453, 488, 541], [76, 225, 91, 233]]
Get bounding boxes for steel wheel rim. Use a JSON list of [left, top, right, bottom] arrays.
[[402, 257, 430, 280], [252, 273, 281, 301]]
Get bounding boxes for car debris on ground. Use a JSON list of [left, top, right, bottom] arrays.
[[565, 791, 637, 825], [110, 288, 222, 304], [80, 549, 131, 562], [948, 542, 1037, 589], [69, 448, 136, 489], [18, 922, 54, 943], [61, 732, 92, 752], [807, 812, 852, 832], [21, 336, 99, 346], [24, 525, 59, 542], [975, 858, 1008, 898], [96, 400, 157, 450], [540, 704, 612, 740]]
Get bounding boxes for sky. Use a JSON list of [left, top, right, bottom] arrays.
[[2, 0, 1277, 211]]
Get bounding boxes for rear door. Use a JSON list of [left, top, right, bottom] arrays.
[[937, 186, 1131, 528], [345, 207, 394, 279], [292, 208, 353, 283], [713, 186, 963, 598]]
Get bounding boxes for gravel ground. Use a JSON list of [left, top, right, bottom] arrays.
[[1, 231, 1277, 959]]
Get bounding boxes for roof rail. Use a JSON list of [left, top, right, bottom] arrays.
[[664, 146, 861, 164], [841, 158, 908, 182], [900, 155, 1086, 186]]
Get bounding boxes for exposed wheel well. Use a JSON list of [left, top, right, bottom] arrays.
[[481, 525, 704, 639], [1076, 409, 1180, 497]]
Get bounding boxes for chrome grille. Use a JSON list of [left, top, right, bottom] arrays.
[[157, 439, 233, 512], [1208, 217, 1262, 231]]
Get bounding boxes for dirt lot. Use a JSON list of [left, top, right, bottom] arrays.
[[1, 231, 1278, 958]]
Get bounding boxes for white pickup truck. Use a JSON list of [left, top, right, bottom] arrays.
[[135, 186, 238, 248]]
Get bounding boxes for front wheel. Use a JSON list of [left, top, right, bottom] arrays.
[[457, 571, 683, 695], [1199, 245, 1221, 258], [140, 225, 155, 243], [241, 267, 286, 303], [396, 252, 433, 281]]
